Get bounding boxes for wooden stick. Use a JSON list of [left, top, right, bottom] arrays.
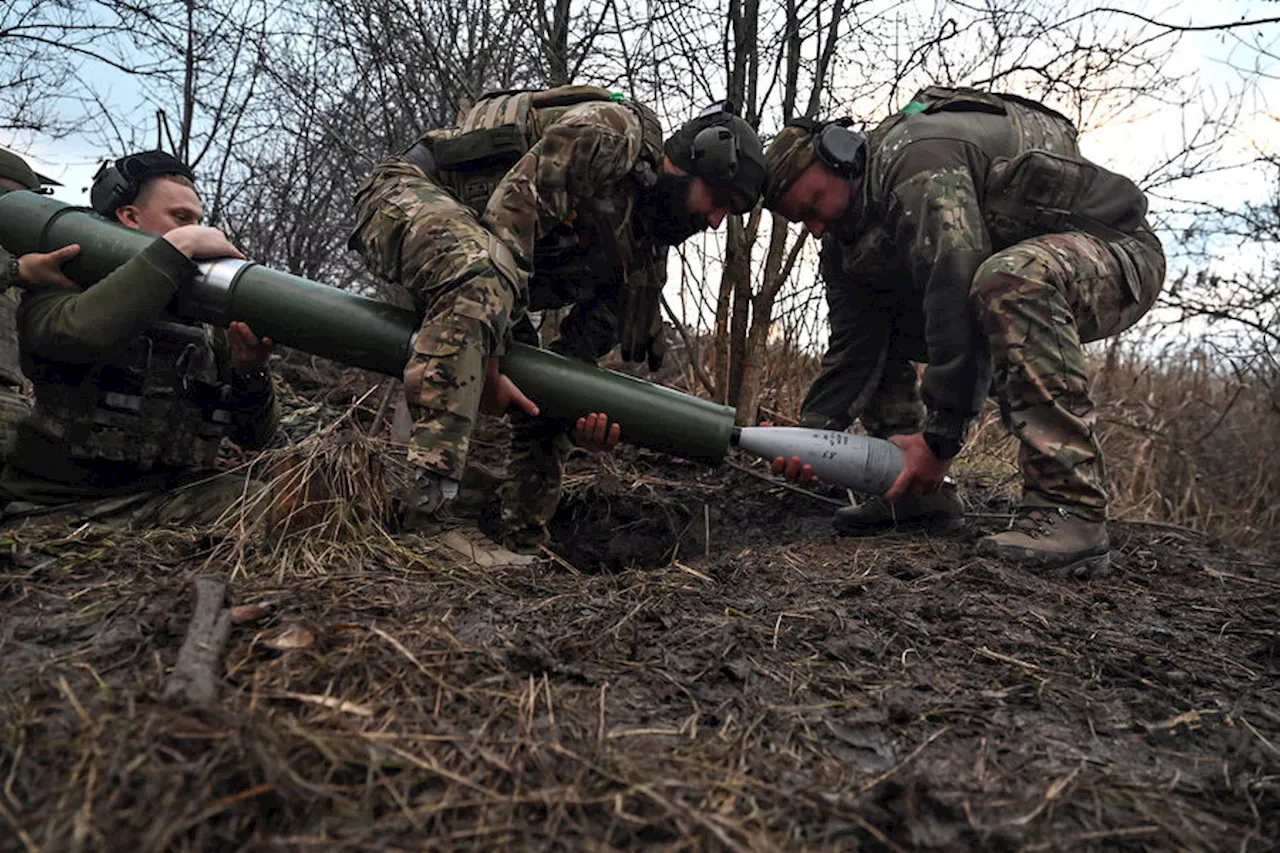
[[163, 575, 232, 706]]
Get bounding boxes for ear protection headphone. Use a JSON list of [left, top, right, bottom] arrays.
[[785, 116, 867, 180], [689, 100, 741, 178], [90, 150, 195, 217], [677, 99, 766, 214]]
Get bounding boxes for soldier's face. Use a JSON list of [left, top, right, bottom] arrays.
[[116, 176, 203, 236], [684, 176, 732, 229], [777, 163, 851, 238]]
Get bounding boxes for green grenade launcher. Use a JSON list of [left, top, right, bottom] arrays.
[[0, 190, 903, 493]]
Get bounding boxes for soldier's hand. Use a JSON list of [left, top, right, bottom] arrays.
[[883, 432, 952, 502], [228, 321, 274, 373], [480, 357, 539, 417], [163, 225, 245, 261], [575, 412, 620, 452], [770, 455, 819, 486], [16, 245, 81, 290]]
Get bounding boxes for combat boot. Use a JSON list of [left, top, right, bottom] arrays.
[[503, 523, 550, 556], [833, 483, 965, 536], [977, 506, 1110, 579]]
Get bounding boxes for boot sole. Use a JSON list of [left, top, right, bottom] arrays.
[[1045, 550, 1111, 580], [978, 540, 1112, 580], [834, 516, 965, 538]]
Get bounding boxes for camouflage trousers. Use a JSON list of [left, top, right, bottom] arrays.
[[350, 159, 521, 479], [0, 386, 31, 460], [493, 318, 576, 553], [0, 470, 263, 529], [972, 229, 1164, 520], [497, 408, 572, 552]]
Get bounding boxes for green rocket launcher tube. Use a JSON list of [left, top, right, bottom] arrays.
[[0, 190, 905, 485], [0, 189, 737, 462]]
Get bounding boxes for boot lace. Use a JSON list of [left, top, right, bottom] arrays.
[[1007, 507, 1067, 539]]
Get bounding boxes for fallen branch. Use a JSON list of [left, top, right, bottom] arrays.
[[163, 575, 233, 706]]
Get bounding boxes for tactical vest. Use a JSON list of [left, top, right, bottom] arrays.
[[431, 85, 665, 212], [424, 86, 668, 315], [20, 320, 236, 471], [868, 86, 1149, 249]]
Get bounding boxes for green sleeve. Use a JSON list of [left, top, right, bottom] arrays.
[[17, 237, 196, 364]]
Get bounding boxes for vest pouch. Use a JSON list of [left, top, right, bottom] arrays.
[[986, 149, 1148, 245], [432, 124, 529, 172]]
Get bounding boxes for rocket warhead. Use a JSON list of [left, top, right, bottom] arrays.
[[733, 426, 903, 495]]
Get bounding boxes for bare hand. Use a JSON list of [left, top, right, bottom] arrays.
[[882, 432, 952, 502], [480, 357, 539, 417], [575, 412, 620, 452], [163, 225, 245, 261], [228, 321, 274, 374], [16, 245, 81, 290], [770, 455, 819, 486]]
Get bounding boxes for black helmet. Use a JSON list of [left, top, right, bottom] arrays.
[[663, 100, 765, 214], [90, 150, 196, 216]]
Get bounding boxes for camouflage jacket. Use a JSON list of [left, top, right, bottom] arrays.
[[1, 238, 278, 504], [417, 92, 668, 360], [824, 88, 1096, 442], [0, 247, 25, 388]]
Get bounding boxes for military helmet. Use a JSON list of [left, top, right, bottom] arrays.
[[0, 148, 60, 192], [763, 117, 866, 211], [664, 100, 765, 214], [90, 149, 195, 216]]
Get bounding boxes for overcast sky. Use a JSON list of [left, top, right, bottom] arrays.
[[5, 0, 1276, 212]]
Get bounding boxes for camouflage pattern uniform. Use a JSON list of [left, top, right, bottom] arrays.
[[0, 255, 32, 456], [0, 150, 55, 455], [350, 88, 667, 550], [777, 87, 1165, 520], [0, 237, 279, 527]]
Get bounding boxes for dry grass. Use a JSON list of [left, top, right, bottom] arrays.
[[744, 334, 1280, 554], [211, 392, 415, 581]]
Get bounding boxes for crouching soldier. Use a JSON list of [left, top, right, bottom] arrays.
[[763, 87, 1165, 578], [350, 88, 764, 552]]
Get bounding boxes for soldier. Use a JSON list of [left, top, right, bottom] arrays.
[[762, 86, 1165, 578], [0, 149, 279, 527], [0, 148, 67, 455], [350, 88, 765, 551]]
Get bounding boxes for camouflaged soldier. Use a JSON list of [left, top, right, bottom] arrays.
[[350, 88, 765, 549], [0, 150, 279, 527], [763, 86, 1166, 578], [0, 148, 66, 455]]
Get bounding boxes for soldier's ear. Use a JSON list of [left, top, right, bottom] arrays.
[[115, 203, 141, 229]]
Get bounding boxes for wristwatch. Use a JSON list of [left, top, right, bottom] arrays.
[[233, 368, 271, 393], [2, 253, 19, 288], [922, 431, 962, 461]]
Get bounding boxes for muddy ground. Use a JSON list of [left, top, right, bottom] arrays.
[[1, 441, 1277, 852]]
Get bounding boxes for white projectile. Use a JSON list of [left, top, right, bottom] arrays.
[[734, 427, 904, 495]]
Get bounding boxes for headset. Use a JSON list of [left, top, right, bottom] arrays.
[[90, 150, 196, 217], [683, 100, 766, 213], [785, 116, 867, 180]]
